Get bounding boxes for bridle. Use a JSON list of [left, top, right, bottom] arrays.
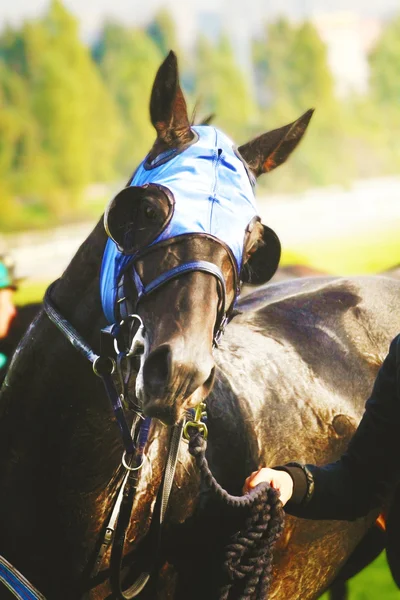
[[111, 233, 240, 347], [38, 231, 241, 599]]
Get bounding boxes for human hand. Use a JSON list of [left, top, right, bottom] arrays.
[[243, 468, 294, 506]]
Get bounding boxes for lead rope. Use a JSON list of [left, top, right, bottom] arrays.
[[188, 432, 284, 600]]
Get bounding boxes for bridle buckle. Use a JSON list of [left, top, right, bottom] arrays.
[[214, 314, 229, 347], [112, 314, 145, 357]]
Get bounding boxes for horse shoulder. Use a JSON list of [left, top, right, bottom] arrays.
[[215, 275, 400, 466]]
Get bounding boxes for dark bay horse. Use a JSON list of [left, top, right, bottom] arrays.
[[0, 52, 398, 600]]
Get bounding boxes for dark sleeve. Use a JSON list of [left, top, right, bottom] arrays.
[[280, 335, 400, 521]]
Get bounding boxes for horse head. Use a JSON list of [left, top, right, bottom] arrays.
[[101, 51, 313, 425]]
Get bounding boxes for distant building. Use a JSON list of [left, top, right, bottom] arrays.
[[312, 11, 382, 97]]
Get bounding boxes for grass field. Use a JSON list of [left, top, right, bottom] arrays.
[[280, 222, 400, 275], [321, 553, 398, 599], [12, 224, 400, 599], [14, 280, 49, 305]]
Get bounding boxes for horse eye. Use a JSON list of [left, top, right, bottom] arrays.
[[144, 206, 157, 220]]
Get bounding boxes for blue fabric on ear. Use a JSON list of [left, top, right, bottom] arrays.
[[101, 126, 258, 324]]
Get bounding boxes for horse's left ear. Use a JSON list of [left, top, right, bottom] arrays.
[[241, 222, 281, 285], [150, 50, 192, 147], [238, 109, 314, 178]]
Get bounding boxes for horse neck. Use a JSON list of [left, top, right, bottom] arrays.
[[1, 217, 107, 406], [0, 219, 124, 581]]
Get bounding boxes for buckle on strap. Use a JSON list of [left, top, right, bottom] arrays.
[[183, 401, 208, 442], [111, 314, 145, 358], [214, 314, 229, 347]]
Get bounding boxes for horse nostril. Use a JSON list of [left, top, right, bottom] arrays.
[[143, 344, 172, 395]]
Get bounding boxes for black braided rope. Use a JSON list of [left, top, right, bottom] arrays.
[[188, 433, 285, 600]]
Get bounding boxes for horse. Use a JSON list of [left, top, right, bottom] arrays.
[[0, 51, 398, 600]]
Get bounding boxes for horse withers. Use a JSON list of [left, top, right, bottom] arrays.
[[0, 52, 397, 600]]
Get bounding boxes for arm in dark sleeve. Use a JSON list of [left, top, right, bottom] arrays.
[[279, 335, 400, 520]]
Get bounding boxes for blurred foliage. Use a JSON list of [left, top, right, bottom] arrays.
[[254, 18, 335, 110], [369, 15, 400, 108], [0, 0, 122, 225], [254, 19, 355, 191], [1, 1, 400, 231], [92, 22, 161, 174], [280, 222, 400, 275], [14, 280, 47, 305], [194, 35, 258, 140], [146, 9, 178, 58]]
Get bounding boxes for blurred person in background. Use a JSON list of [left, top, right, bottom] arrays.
[[0, 256, 18, 381], [0, 256, 42, 386]]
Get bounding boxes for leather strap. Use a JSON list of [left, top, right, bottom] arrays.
[[109, 421, 184, 599], [128, 260, 228, 345], [0, 554, 46, 600], [43, 282, 135, 455], [44, 281, 98, 364], [43, 281, 186, 598]]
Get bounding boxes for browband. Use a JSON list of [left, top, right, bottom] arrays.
[[133, 260, 226, 305]]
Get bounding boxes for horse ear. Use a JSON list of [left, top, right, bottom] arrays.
[[238, 109, 314, 178], [150, 50, 192, 146]]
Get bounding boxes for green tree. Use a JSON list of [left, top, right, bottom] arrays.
[[253, 18, 294, 110], [369, 16, 400, 108], [254, 19, 334, 112], [252, 18, 354, 190], [1, 0, 122, 216], [366, 16, 400, 173], [93, 23, 162, 172], [194, 34, 257, 140], [145, 9, 194, 95], [0, 35, 52, 228]]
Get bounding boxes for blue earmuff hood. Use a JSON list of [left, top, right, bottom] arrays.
[[101, 125, 259, 323]]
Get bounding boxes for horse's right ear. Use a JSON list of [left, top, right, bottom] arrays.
[[150, 51, 192, 147], [238, 109, 314, 178]]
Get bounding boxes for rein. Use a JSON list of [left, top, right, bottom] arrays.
[[0, 556, 46, 600], [111, 234, 240, 347]]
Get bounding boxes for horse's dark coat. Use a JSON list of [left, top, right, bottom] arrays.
[[0, 51, 398, 600]]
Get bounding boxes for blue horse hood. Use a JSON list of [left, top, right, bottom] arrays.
[[101, 126, 258, 324]]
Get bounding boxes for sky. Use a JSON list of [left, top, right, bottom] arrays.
[[0, 0, 399, 42]]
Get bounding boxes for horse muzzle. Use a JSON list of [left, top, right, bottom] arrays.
[[139, 343, 215, 425]]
